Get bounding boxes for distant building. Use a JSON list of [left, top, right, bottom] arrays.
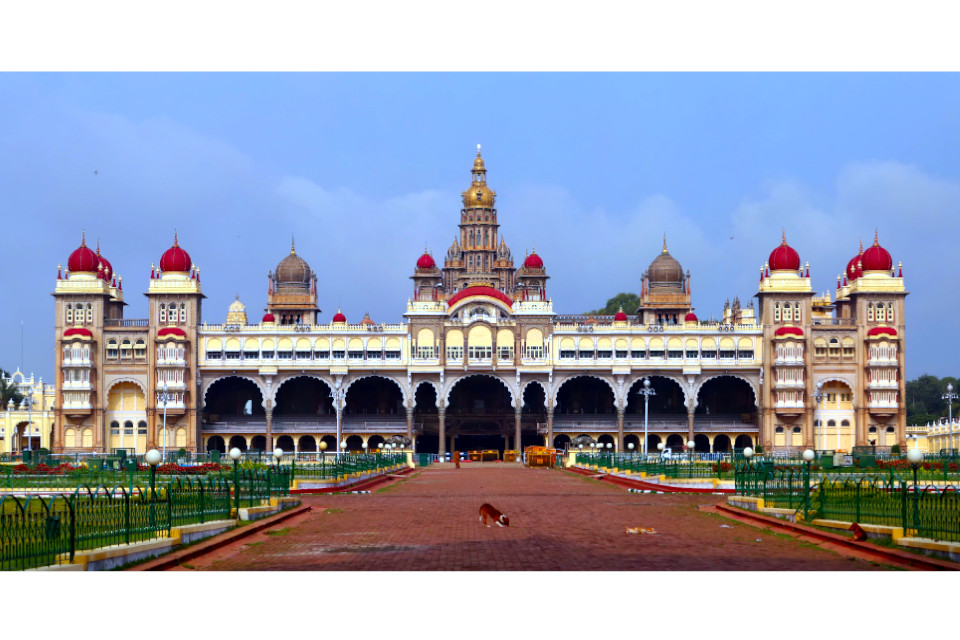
[[48, 148, 908, 456], [1, 370, 55, 452]]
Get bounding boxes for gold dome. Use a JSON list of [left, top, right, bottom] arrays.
[[226, 295, 248, 325], [461, 145, 496, 209], [275, 240, 311, 288]]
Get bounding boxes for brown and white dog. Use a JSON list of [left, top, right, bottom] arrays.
[[479, 503, 510, 527]]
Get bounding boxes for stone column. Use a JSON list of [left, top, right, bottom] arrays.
[[616, 409, 625, 452], [146, 408, 158, 451], [265, 404, 273, 454], [514, 406, 522, 453], [546, 405, 555, 449], [438, 407, 446, 457], [406, 405, 414, 441], [687, 407, 695, 444]]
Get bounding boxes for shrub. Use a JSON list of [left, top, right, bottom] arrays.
[[890, 444, 901, 454]]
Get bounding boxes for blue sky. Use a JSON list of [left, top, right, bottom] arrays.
[[2, 73, 959, 382]]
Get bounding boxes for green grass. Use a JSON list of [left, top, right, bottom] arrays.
[[265, 527, 293, 536]]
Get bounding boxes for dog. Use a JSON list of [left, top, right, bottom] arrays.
[[479, 503, 510, 527], [455, 451, 461, 469], [849, 522, 868, 541]]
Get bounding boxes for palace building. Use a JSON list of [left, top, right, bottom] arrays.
[[47, 147, 909, 457]]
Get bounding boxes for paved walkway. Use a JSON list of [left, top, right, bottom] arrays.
[[174, 463, 890, 571]]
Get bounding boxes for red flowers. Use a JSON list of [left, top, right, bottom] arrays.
[[9, 462, 79, 475]]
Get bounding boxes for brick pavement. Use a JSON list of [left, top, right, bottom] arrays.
[[173, 463, 891, 571]]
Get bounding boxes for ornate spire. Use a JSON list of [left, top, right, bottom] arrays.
[[291, 236, 296, 255], [662, 234, 668, 253], [81, 230, 87, 247], [873, 228, 879, 246], [173, 230, 179, 248], [781, 228, 787, 245]]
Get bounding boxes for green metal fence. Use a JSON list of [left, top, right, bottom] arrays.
[[290, 453, 404, 481], [0, 494, 73, 571], [577, 452, 725, 479]]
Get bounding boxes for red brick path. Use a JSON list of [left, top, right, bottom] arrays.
[[174, 463, 890, 571]]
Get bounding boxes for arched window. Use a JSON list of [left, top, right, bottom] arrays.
[[134, 339, 146, 359], [137, 420, 148, 435], [123, 420, 134, 436], [841, 419, 850, 427], [86, 303, 93, 324], [827, 419, 836, 427], [120, 339, 132, 358], [110, 421, 120, 435], [65, 304, 73, 324], [775, 426, 784, 433], [159, 303, 166, 324], [106, 339, 118, 359], [179, 303, 187, 323], [887, 302, 895, 323], [867, 303, 874, 322], [783, 304, 792, 322], [774, 302, 781, 322], [876, 303, 885, 322], [868, 426, 878, 434], [794, 302, 801, 323], [828, 338, 840, 357]]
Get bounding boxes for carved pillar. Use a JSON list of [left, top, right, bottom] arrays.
[[146, 408, 157, 450], [406, 405, 414, 441], [515, 406, 522, 454], [616, 409, 625, 452], [687, 407, 695, 444], [438, 406, 446, 457], [546, 405, 554, 448], [265, 405, 273, 452]]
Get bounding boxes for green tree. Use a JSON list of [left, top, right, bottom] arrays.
[[0, 369, 25, 411], [906, 374, 959, 423], [587, 292, 640, 316]]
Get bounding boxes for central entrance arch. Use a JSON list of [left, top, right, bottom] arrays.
[[443, 375, 514, 456]]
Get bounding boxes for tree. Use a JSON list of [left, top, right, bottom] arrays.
[[0, 369, 25, 411], [587, 292, 641, 316]]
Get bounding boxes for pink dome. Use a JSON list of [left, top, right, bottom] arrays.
[[524, 251, 544, 269]]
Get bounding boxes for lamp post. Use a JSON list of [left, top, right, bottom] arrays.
[[638, 378, 656, 457], [23, 393, 34, 453], [158, 380, 171, 461], [907, 444, 923, 533], [687, 439, 695, 477], [813, 383, 825, 453], [145, 448, 162, 529], [942, 383, 957, 453], [802, 448, 815, 519], [229, 447, 242, 510]]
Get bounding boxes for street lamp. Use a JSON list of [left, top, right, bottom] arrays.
[[907, 443, 923, 530], [145, 448, 162, 527], [229, 447, 242, 510], [638, 378, 656, 456], [319, 440, 328, 476], [23, 392, 34, 453], [158, 380, 172, 461], [687, 439, 695, 476], [813, 383, 825, 453], [942, 383, 957, 452]]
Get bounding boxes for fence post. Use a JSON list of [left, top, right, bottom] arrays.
[[199, 480, 205, 524], [124, 489, 131, 545], [855, 481, 861, 523]]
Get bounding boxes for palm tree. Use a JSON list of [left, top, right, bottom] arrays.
[[0, 369, 25, 411]]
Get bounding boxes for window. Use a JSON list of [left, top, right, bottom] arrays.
[[314, 350, 329, 359], [774, 303, 781, 322], [123, 420, 134, 436], [649, 350, 665, 359], [468, 346, 492, 359], [615, 349, 628, 358], [207, 351, 222, 359], [685, 350, 698, 358], [560, 349, 575, 359], [138, 421, 147, 435], [828, 339, 840, 357], [827, 419, 836, 427], [159, 303, 166, 324], [348, 350, 364, 359], [887, 302, 895, 323], [226, 349, 241, 360], [86, 303, 93, 324], [867, 303, 874, 322], [597, 350, 612, 359], [841, 419, 850, 427], [876, 304, 885, 322], [416, 346, 436, 359], [120, 340, 132, 359], [738, 350, 754, 359], [295, 350, 311, 360], [179, 303, 187, 323], [794, 303, 801, 324], [134, 340, 146, 359], [667, 350, 682, 359], [718, 350, 736, 359], [827, 393, 836, 402], [775, 426, 784, 433], [278, 350, 293, 359], [66, 304, 73, 324], [498, 346, 514, 360], [526, 346, 544, 359], [841, 393, 852, 403], [631, 350, 646, 359], [107, 339, 119, 359], [783, 305, 792, 322], [578, 350, 595, 359], [385, 350, 401, 360], [332, 349, 345, 359], [110, 421, 120, 435], [701, 350, 716, 359]]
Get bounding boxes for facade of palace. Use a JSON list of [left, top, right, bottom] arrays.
[[46, 148, 909, 457]]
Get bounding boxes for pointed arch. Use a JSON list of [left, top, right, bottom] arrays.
[[443, 373, 517, 409], [694, 374, 759, 410], [343, 374, 410, 407]]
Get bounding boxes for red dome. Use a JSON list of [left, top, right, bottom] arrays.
[[768, 233, 801, 272], [159, 234, 192, 273], [775, 326, 804, 337], [861, 233, 893, 272], [524, 251, 544, 269], [846, 254, 863, 281], [157, 327, 187, 338], [98, 253, 113, 281], [416, 252, 436, 269], [614, 310, 629, 322], [867, 326, 897, 337], [67, 236, 99, 273], [64, 327, 92, 337], [684, 312, 698, 323], [447, 285, 513, 309], [332, 309, 347, 323], [262, 313, 276, 323]]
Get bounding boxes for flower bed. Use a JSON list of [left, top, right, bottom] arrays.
[[9, 463, 80, 475], [877, 459, 958, 472]]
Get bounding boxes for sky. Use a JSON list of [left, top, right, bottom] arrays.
[[2, 73, 960, 382]]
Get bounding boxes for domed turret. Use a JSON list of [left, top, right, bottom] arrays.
[[417, 251, 436, 270], [524, 249, 544, 270], [332, 308, 347, 324], [461, 145, 497, 209], [768, 231, 801, 272], [67, 233, 99, 274], [647, 237, 684, 288], [159, 232, 192, 273], [846, 240, 864, 282], [861, 230, 893, 272], [226, 295, 248, 325], [275, 239, 312, 287]]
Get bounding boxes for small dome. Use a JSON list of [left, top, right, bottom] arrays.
[[159, 233, 192, 273], [614, 308, 628, 322], [861, 232, 893, 272], [846, 252, 863, 282], [361, 313, 375, 325], [96, 246, 114, 281], [684, 312, 698, 323], [768, 232, 800, 272], [67, 235, 99, 273], [524, 250, 544, 269], [417, 252, 436, 270], [332, 308, 347, 323], [275, 241, 311, 287], [262, 313, 276, 323], [648, 241, 684, 288], [229, 298, 245, 313]]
